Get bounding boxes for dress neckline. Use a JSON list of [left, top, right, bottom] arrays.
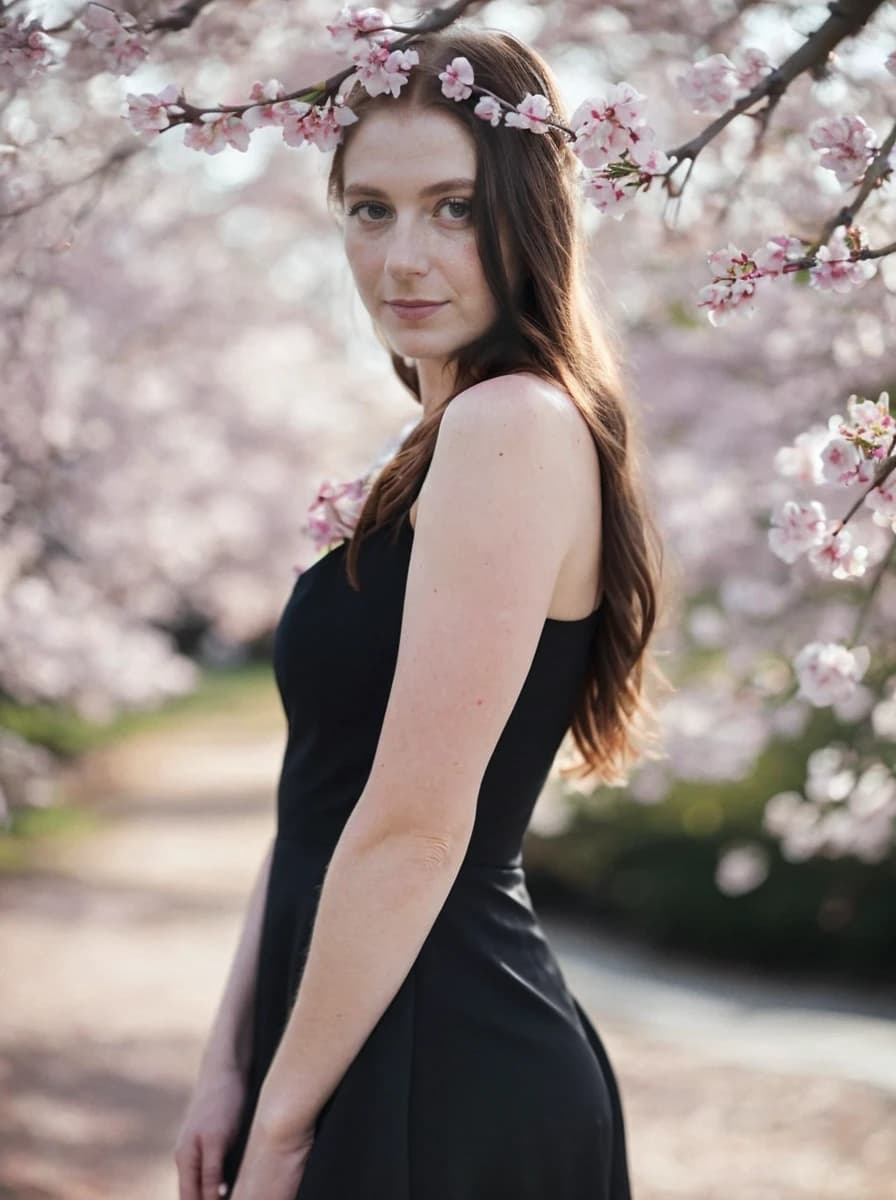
[[401, 510, 601, 629]]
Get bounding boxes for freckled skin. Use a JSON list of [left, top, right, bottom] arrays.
[[340, 106, 507, 411]]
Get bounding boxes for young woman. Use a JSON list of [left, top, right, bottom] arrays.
[[175, 22, 664, 1200]]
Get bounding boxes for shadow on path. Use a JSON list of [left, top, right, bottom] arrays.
[[1, 719, 894, 1199]]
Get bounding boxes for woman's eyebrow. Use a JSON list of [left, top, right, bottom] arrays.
[[343, 176, 475, 199]]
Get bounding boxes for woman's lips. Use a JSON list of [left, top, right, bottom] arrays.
[[386, 301, 448, 321]]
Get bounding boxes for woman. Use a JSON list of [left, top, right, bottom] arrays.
[[175, 22, 664, 1200]]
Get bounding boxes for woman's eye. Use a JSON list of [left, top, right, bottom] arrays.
[[345, 198, 472, 223], [440, 197, 472, 221], [347, 201, 389, 221]]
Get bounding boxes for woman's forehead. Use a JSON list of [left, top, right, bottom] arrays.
[[342, 107, 477, 188]]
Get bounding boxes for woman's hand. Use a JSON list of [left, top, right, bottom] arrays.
[[228, 1119, 315, 1200], [174, 1061, 248, 1200]]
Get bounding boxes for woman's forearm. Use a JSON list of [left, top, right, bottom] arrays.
[[200, 835, 276, 1076], [252, 812, 471, 1139]]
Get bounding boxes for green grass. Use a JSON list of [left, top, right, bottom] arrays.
[[0, 802, 104, 870], [0, 661, 283, 867], [525, 705, 896, 977], [0, 660, 280, 759]]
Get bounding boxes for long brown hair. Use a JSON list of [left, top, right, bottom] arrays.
[[327, 23, 670, 786]]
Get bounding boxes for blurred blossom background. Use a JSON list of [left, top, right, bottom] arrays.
[[2, 0, 895, 1197]]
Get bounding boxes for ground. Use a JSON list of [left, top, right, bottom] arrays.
[[1, 709, 894, 1200]]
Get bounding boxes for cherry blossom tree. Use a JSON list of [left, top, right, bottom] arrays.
[[2, 0, 895, 885]]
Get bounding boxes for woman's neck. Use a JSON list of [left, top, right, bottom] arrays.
[[415, 357, 457, 418]]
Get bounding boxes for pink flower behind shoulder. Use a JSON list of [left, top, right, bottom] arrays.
[[293, 477, 368, 575]]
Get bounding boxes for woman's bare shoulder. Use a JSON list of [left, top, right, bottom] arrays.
[[446, 371, 582, 439]]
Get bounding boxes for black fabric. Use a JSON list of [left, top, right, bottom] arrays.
[[222, 511, 632, 1198]]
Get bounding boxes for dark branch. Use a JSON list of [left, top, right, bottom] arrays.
[[805, 118, 896, 256], [663, 0, 888, 194]]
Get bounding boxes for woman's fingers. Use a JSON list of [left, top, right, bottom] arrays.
[[175, 1131, 203, 1200], [200, 1137, 226, 1200]]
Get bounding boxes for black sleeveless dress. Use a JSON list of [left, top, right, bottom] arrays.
[[221, 507, 633, 1199]]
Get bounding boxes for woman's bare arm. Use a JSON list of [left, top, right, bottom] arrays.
[[198, 835, 275, 1076], [242, 381, 576, 1143]]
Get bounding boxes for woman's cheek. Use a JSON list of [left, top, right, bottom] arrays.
[[345, 245, 378, 301]]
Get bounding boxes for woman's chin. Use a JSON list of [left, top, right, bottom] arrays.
[[388, 332, 452, 357]]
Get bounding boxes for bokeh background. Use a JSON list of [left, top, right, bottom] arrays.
[[2, 0, 895, 1196]]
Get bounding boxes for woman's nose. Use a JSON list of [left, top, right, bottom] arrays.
[[383, 220, 430, 277]]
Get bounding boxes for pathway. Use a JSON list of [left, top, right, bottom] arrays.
[[1, 711, 893, 1199]]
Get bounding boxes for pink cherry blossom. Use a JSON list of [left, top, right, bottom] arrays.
[[439, 56, 474, 102], [676, 53, 737, 112], [807, 114, 876, 186], [626, 125, 671, 174], [821, 391, 894, 483], [751, 234, 805, 276], [302, 478, 368, 553], [242, 80, 297, 131], [697, 277, 759, 325], [347, 38, 418, 99], [271, 101, 313, 146], [793, 642, 871, 707], [0, 14, 58, 82], [733, 46, 773, 91], [473, 95, 503, 127], [838, 390, 894, 452], [820, 436, 863, 485], [581, 171, 639, 220], [570, 83, 649, 169], [326, 5, 393, 52], [697, 244, 762, 324], [301, 96, 359, 151], [767, 500, 827, 564], [806, 525, 869, 580], [183, 112, 251, 155], [80, 3, 148, 76], [808, 227, 876, 293], [676, 45, 772, 114], [764, 758, 896, 864], [773, 425, 830, 486], [865, 480, 896, 532], [602, 80, 648, 128], [504, 92, 553, 133], [571, 112, 629, 168], [122, 84, 185, 139]]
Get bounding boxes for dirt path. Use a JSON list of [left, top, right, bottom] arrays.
[[1, 712, 894, 1200]]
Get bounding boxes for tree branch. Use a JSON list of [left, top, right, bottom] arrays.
[[0, 140, 140, 221], [158, 0, 486, 125], [663, 0, 888, 194], [805, 118, 896, 256]]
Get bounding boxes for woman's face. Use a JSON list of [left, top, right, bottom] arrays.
[[340, 105, 500, 363]]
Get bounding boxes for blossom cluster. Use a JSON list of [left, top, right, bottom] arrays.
[[763, 745, 895, 865], [698, 225, 878, 326], [79, 3, 148, 76], [766, 390, 894, 708], [0, 4, 152, 83], [124, 9, 894, 321], [331, 6, 675, 219], [298, 477, 369, 565], [124, 79, 360, 154], [7, 2, 892, 324], [439, 67, 672, 220], [114, 4, 670, 210], [675, 47, 774, 113], [808, 114, 878, 187], [0, 13, 58, 83], [791, 642, 871, 708]]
